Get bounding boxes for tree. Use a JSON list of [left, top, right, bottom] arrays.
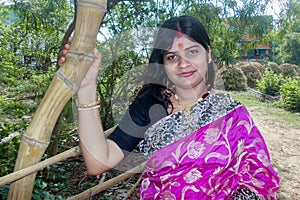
[[270, 0, 300, 65], [276, 32, 300, 66], [0, 0, 74, 68], [277, 0, 300, 33]]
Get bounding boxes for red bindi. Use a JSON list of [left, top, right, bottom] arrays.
[[178, 43, 184, 50]]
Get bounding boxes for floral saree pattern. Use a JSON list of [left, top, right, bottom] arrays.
[[139, 94, 280, 199]]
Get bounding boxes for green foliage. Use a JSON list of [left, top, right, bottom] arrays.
[[239, 63, 262, 88], [0, 65, 54, 178], [275, 32, 300, 66], [0, 0, 73, 68], [256, 68, 283, 96], [271, 0, 300, 65], [62, 101, 75, 124], [0, 62, 78, 197], [277, 77, 300, 112], [0, 184, 9, 200], [32, 178, 65, 200], [0, 131, 21, 176], [277, 0, 300, 33], [217, 67, 247, 91]]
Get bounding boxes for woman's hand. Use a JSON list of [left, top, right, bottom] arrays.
[[58, 37, 101, 101], [78, 48, 101, 92]]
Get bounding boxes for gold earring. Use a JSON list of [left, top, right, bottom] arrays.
[[166, 79, 175, 90]]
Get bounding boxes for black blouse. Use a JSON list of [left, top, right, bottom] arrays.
[[107, 90, 167, 155]]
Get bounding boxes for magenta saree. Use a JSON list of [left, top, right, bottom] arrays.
[[139, 101, 280, 199]]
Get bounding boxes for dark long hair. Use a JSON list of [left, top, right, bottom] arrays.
[[136, 15, 214, 113]]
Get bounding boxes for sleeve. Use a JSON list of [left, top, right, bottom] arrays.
[[108, 93, 167, 154]]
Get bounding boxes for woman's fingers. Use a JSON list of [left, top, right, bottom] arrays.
[[62, 49, 69, 56], [78, 48, 101, 90], [58, 43, 71, 66], [65, 43, 71, 50], [85, 48, 101, 79], [94, 48, 101, 63], [58, 57, 65, 66]]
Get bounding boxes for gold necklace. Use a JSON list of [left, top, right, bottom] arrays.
[[174, 92, 210, 120]]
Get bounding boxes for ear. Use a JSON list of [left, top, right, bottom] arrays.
[[207, 46, 212, 63]]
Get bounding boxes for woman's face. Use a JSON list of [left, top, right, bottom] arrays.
[[163, 36, 211, 90]]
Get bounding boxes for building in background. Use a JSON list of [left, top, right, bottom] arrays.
[[239, 15, 273, 62]]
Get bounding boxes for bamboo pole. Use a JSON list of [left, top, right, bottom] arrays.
[[0, 126, 115, 187], [8, 1, 107, 199], [122, 174, 142, 200], [67, 162, 145, 200], [0, 147, 80, 187]]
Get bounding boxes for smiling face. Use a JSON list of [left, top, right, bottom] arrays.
[[163, 36, 211, 91]]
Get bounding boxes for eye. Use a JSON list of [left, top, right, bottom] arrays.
[[165, 53, 178, 61], [188, 49, 199, 55], [168, 55, 177, 60]]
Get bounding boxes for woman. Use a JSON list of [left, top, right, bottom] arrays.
[[61, 15, 280, 199]]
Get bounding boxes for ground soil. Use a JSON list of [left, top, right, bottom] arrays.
[[248, 106, 300, 200]]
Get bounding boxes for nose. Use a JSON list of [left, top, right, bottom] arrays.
[[178, 56, 190, 68]]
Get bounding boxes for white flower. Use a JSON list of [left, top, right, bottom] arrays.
[[205, 128, 221, 144], [187, 141, 205, 159], [159, 190, 176, 200], [183, 168, 202, 184], [240, 163, 250, 174], [235, 140, 245, 157], [258, 150, 270, 166], [141, 178, 150, 190]]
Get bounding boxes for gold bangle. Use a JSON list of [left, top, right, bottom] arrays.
[[78, 105, 100, 111], [76, 98, 100, 108]]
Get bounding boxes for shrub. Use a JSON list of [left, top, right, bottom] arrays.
[[278, 77, 300, 112], [216, 67, 247, 91], [265, 62, 282, 75], [292, 64, 300, 74], [240, 63, 262, 88], [251, 62, 265, 74], [234, 61, 248, 68], [256, 68, 283, 96], [280, 63, 299, 77]]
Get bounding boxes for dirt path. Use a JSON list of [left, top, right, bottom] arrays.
[[248, 106, 300, 200]]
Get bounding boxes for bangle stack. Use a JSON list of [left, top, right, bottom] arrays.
[[76, 98, 101, 111]]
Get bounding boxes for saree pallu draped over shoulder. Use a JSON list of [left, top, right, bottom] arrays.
[[138, 93, 280, 200]]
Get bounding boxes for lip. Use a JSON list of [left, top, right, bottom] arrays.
[[179, 70, 196, 77]]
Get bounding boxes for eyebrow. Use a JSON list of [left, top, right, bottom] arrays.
[[164, 44, 200, 55]]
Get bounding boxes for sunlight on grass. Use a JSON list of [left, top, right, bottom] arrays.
[[228, 91, 300, 129]]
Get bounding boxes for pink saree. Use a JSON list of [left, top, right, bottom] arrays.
[[139, 105, 280, 199]]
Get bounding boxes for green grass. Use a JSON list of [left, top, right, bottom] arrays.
[[228, 91, 300, 129]]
